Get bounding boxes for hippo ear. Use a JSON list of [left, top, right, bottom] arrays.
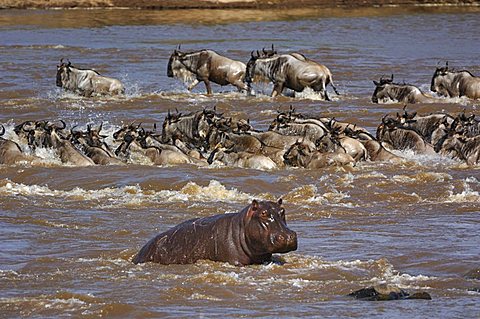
[[373, 80, 379, 86], [246, 199, 259, 219], [277, 198, 283, 206]]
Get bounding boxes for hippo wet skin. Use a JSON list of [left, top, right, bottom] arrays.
[[132, 199, 297, 266]]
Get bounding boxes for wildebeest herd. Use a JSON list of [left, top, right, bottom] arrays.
[[2, 105, 480, 167], [56, 46, 480, 101]]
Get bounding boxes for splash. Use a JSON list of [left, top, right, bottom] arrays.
[[446, 179, 480, 203], [0, 179, 253, 206]]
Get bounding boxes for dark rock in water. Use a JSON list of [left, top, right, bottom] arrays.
[[465, 268, 480, 280], [348, 284, 431, 301], [408, 292, 432, 300]]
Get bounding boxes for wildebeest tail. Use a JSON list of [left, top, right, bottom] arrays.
[[329, 77, 340, 95]]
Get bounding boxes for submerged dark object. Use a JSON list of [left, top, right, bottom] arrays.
[[348, 284, 432, 301]]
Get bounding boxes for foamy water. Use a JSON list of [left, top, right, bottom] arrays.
[[1, 7, 480, 319]]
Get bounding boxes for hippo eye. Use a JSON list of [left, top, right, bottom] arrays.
[[260, 210, 269, 219], [279, 208, 285, 219]]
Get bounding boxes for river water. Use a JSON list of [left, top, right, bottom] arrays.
[[1, 6, 479, 318]]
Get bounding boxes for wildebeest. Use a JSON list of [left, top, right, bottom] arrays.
[[431, 62, 480, 99], [372, 75, 438, 104], [44, 121, 95, 166], [0, 124, 37, 165], [283, 140, 355, 169], [167, 48, 249, 95], [132, 199, 297, 265], [70, 124, 125, 165], [245, 51, 339, 100], [161, 108, 220, 149], [376, 116, 436, 155], [435, 132, 480, 165], [56, 59, 125, 97], [14, 120, 49, 149], [207, 145, 278, 170]]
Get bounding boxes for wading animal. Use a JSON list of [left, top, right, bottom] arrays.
[[431, 62, 480, 100], [245, 51, 339, 100], [132, 199, 297, 266], [372, 75, 437, 104], [56, 59, 125, 97], [167, 48, 249, 95]]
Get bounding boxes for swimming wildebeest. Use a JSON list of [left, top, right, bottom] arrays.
[[435, 133, 480, 165], [430, 62, 480, 99], [0, 124, 37, 165], [167, 48, 249, 95], [283, 140, 355, 169], [376, 116, 436, 155], [372, 75, 438, 104], [132, 199, 297, 266], [56, 59, 125, 97], [44, 121, 95, 166], [70, 124, 125, 165], [245, 51, 339, 100]]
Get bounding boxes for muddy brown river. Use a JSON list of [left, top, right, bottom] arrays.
[[1, 6, 479, 318]]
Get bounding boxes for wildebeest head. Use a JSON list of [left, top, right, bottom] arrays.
[[430, 61, 449, 93], [283, 140, 311, 167], [245, 50, 260, 85], [244, 199, 297, 255], [371, 74, 394, 103], [56, 59, 72, 87], [167, 49, 181, 78], [261, 44, 277, 58]]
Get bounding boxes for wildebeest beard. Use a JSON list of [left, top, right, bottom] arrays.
[[56, 67, 65, 87], [168, 55, 196, 84]]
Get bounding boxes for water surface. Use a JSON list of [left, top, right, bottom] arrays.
[[0, 7, 479, 318]]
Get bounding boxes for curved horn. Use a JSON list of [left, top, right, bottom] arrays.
[[390, 74, 394, 81], [382, 114, 388, 124], [58, 120, 66, 130], [98, 122, 103, 133]]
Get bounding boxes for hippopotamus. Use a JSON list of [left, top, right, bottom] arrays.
[[132, 199, 297, 266]]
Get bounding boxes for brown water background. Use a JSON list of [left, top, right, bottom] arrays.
[[0, 7, 479, 318]]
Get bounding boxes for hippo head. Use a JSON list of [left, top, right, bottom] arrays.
[[244, 199, 297, 256]]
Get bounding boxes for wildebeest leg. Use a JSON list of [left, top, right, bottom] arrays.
[[232, 80, 249, 93], [271, 82, 284, 98], [83, 89, 94, 97], [313, 83, 330, 101], [204, 80, 213, 95], [324, 91, 331, 101], [187, 79, 200, 91]]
